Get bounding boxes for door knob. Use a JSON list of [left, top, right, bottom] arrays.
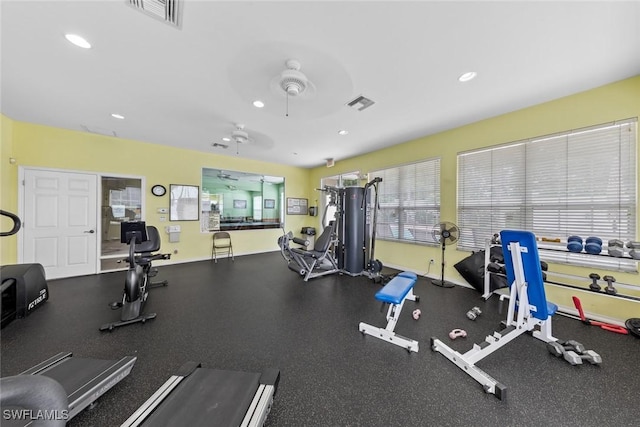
[[84, 229, 95, 234]]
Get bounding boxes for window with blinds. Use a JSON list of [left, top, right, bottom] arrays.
[[457, 118, 637, 271], [371, 158, 440, 244]]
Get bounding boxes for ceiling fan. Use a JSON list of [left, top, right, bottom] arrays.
[[216, 171, 238, 181], [212, 123, 254, 154]]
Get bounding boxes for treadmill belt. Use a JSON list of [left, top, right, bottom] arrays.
[[143, 369, 261, 427], [40, 358, 117, 396]]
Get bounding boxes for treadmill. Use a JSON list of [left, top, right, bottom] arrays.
[[121, 362, 280, 427], [1, 352, 136, 426]]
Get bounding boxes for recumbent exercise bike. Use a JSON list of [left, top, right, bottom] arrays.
[[100, 221, 170, 331]]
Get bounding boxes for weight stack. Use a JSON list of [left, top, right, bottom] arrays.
[[340, 187, 366, 274]]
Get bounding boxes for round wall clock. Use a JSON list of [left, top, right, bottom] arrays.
[[151, 185, 166, 197]]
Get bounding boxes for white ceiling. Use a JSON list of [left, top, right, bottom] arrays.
[[2, 0, 639, 168]]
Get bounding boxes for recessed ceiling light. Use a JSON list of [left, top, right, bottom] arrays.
[[222, 137, 231, 142], [111, 113, 125, 119], [338, 130, 349, 136], [458, 71, 477, 82], [65, 34, 91, 49], [253, 100, 265, 108]]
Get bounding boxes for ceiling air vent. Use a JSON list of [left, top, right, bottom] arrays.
[[127, 0, 181, 28], [346, 95, 375, 111]]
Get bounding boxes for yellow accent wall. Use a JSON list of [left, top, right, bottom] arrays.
[[310, 75, 640, 322], [2, 76, 639, 321], [1, 115, 19, 262], [1, 121, 311, 265]]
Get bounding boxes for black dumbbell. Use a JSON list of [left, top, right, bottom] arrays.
[[589, 273, 601, 292], [602, 275, 617, 295], [487, 262, 505, 274]]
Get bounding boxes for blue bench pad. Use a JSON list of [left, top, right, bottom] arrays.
[[375, 272, 417, 305]]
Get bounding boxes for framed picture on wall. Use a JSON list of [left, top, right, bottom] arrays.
[[233, 199, 247, 209], [286, 197, 308, 215], [264, 199, 275, 209], [170, 184, 199, 221]]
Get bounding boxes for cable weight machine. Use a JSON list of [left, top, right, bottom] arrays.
[[321, 177, 384, 280]]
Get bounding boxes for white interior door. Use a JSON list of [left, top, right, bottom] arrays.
[[22, 169, 98, 279]]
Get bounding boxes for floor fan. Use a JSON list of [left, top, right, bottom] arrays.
[[431, 221, 460, 288]]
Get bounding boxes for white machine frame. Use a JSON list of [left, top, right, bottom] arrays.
[[359, 273, 420, 353], [431, 239, 557, 400]]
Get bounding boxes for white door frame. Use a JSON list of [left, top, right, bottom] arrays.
[[18, 166, 146, 277]]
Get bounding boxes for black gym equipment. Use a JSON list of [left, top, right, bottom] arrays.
[[361, 177, 384, 278], [0, 352, 136, 426], [278, 221, 340, 281], [625, 318, 640, 338], [120, 362, 280, 427], [100, 221, 170, 331], [278, 178, 386, 282], [602, 275, 617, 295], [1, 210, 49, 329], [588, 273, 601, 292]]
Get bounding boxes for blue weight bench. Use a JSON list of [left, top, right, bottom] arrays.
[[359, 271, 420, 352], [431, 230, 558, 400]]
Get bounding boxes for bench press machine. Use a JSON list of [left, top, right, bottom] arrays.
[[431, 230, 558, 400], [359, 271, 420, 352]]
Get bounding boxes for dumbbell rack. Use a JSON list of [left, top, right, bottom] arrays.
[[482, 239, 507, 300], [481, 238, 640, 302]]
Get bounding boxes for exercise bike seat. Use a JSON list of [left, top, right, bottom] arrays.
[[134, 226, 170, 266]]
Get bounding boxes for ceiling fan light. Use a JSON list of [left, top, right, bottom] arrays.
[[279, 60, 308, 97]]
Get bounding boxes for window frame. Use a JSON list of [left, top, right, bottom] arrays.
[[457, 118, 637, 272], [370, 158, 441, 245]]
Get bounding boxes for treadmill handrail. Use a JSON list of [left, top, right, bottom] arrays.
[[120, 375, 185, 427]]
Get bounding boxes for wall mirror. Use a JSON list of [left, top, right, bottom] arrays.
[[170, 184, 200, 221], [201, 168, 285, 231]]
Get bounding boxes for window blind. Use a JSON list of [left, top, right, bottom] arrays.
[[371, 158, 440, 244], [457, 118, 637, 271]]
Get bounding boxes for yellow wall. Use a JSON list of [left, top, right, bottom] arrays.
[[310, 75, 640, 322], [2, 76, 639, 321], [1, 115, 19, 261], [2, 121, 311, 265]]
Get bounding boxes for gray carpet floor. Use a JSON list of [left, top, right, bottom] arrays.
[[1, 252, 638, 426]]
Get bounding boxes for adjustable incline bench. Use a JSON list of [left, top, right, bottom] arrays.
[[359, 271, 420, 352], [431, 230, 558, 400]]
